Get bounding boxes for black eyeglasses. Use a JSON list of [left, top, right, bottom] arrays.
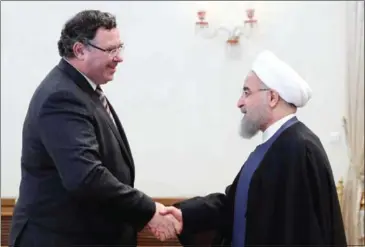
[[86, 41, 124, 58]]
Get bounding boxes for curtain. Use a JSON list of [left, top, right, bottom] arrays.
[[341, 1, 364, 245]]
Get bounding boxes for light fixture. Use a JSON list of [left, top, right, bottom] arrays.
[[195, 8, 258, 46]]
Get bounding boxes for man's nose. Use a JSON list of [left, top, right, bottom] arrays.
[[237, 96, 245, 108], [113, 54, 123, 63]]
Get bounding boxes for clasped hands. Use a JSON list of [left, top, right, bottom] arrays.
[[146, 202, 183, 241]]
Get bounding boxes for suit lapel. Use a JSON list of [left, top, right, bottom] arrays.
[[108, 103, 135, 179], [96, 100, 135, 177], [57, 59, 135, 175]]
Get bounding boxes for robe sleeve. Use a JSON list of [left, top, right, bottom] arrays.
[[174, 184, 233, 235], [245, 140, 347, 246]]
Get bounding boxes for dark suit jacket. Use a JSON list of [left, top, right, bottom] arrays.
[[9, 59, 156, 247]]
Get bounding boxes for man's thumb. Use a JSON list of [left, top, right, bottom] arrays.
[[160, 206, 182, 220], [159, 206, 174, 215]]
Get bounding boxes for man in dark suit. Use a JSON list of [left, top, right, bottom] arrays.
[[9, 10, 179, 247]]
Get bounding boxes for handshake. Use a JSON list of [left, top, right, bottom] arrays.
[[145, 202, 183, 241]]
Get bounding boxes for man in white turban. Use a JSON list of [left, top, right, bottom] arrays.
[[158, 50, 347, 247], [239, 49, 312, 139]]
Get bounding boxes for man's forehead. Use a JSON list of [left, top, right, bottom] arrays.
[[94, 28, 122, 46], [243, 71, 261, 90]]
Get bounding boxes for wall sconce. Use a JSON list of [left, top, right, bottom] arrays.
[[195, 8, 258, 46], [196, 10, 209, 29]]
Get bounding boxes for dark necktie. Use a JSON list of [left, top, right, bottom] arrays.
[[95, 86, 115, 124]]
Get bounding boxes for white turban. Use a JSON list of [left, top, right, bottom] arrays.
[[251, 50, 312, 107]]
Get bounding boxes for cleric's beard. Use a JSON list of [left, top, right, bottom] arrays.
[[239, 104, 270, 139], [239, 114, 260, 139]]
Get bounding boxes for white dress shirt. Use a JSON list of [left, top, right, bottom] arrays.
[[262, 113, 296, 143]]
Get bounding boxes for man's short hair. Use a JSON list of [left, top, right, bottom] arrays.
[[57, 10, 117, 58]]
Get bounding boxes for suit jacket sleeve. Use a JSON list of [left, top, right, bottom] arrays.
[[38, 91, 155, 230]]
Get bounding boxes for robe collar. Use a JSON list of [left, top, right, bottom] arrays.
[[262, 113, 296, 143]]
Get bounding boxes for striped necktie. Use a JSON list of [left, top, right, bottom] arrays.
[[95, 86, 115, 123]]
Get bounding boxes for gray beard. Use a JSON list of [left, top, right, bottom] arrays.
[[239, 104, 270, 139], [239, 115, 261, 139]]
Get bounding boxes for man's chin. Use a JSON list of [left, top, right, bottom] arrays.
[[106, 75, 114, 82], [239, 124, 259, 139], [99, 76, 114, 85], [239, 131, 256, 139]]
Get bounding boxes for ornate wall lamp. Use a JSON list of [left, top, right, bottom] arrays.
[[195, 8, 258, 46]]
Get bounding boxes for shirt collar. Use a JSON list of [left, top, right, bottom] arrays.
[[262, 113, 296, 143], [62, 58, 98, 91]]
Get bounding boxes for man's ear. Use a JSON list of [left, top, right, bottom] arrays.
[[269, 90, 280, 107], [73, 42, 86, 60]]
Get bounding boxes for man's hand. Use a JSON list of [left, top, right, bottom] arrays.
[[159, 206, 183, 237], [159, 206, 182, 223], [147, 202, 182, 241]]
